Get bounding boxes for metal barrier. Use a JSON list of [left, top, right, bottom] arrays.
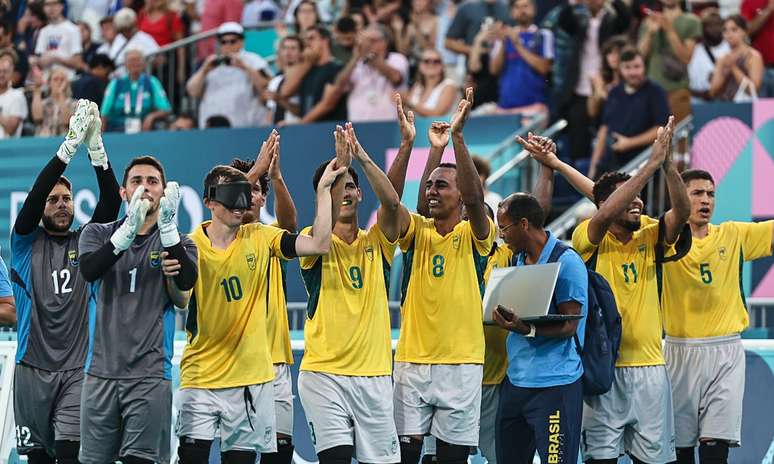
[[547, 116, 694, 239]]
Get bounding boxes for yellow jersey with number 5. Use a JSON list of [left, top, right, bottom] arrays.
[[663, 221, 773, 338], [299, 224, 396, 376], [396, 213, 496, 364], [181, 221, 286, 389]]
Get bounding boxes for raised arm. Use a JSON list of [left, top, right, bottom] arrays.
[[86, 107, 121, 224], [294, 159, 347, 256], [586, 116, 674, 244], [418, 122, 450, 217], [660, 128, 690, 244], [517, 133, 557, 214], [245, 130, 279, 187], [345, 123, 411, 241], [521, 134, 595, 199], [386, 94, 416, 198], [268, 139, 297, 233], [450, 88, 490, 240]]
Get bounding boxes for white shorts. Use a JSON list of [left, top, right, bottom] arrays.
[[298, 371, 399, 463], [273, 364, 294, 437], [478, 384, 499, 463], [175, 383, 276, 453], [665, 334, 744, 447], [393, 362, 483, 447], [582, 365, 676, 463]]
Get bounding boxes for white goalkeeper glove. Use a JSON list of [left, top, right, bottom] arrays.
[[56, 99, 94, 164], [111, 186, 151, 254], [86, 101, 109, 170], [157, 182, 181, 248]]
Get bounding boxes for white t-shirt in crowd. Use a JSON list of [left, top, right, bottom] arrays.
[[108, 31, 159, 67], [35, 20, 83, 79], [688, 41, 731, 93], [198, 50, 273, 128], [266, 73, 300, 124], [347, 52, 409, 122], [0, 87, 30, 138]]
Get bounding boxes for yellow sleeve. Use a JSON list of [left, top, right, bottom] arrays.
[[369, 224, 398, 265], [469, 217, 497, 256], [398, 213, 420, 252], [263, 223, 289, 261], [571, 220, 598, 262], [735, 220, 774, 261], [298, 226, 320, 270]]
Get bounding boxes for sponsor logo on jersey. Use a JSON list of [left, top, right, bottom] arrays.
[[68, 250, 79, 266], [150, 251, 161, 268], [246, 253, 256, 270]]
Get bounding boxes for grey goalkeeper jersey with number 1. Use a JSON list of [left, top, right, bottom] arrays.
[[79, 219, 197, 380]]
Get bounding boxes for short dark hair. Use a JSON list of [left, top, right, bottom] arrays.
[[471, 156, 491, 179], [56, 176, 72, 191], [0, 20, 13, 36], [312, 161, 359, 191], [205, 115, 231, 128], [122, 155, 166, 187], [724, 14, 748, 31], [501, 193, 545, 228], [309, 25, 332, 42], [229, 158, 269, 194], [681, 169, 715, 185], [437, 162, 457, 170], [28, 2, 47, 22], [99, 16, 114, 25], [593, 171, 631, 206], [281, 34, 304, 51], [203, 165, 248, 199], [89, 53, 115, 70], [619, 46, 642, 63], [335, 16, 356, 33]]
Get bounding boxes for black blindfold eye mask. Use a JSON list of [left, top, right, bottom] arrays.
[[207, 182, 252, 210]]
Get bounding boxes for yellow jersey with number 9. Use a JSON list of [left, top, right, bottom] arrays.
[[396, 213, 496, 364], [572, 219, 664, 367], [663, 221, 773, 338], [483, 243, 513, 385], [299, 224, 396, 376], [181, 221, 286, 389]]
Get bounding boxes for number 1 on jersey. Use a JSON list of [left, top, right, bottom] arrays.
[[129, 268, 137, 293]]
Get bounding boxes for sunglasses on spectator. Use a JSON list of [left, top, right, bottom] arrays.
[[421, 58, 442, 65], [220, 38, 240, 45]]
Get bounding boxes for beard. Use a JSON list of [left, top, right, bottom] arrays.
[[42, 212, 74, 233], [618, 218, 641, 232]]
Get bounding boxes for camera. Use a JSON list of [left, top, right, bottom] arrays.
[[213, 56, 232, 66]]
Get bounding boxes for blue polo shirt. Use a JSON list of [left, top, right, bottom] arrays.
[[0, 255, 12, 297], [506, 231, 588, 388]]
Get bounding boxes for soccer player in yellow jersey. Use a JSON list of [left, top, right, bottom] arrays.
[[388, 88, 496, 464], [662, 169, 774, 464], [297, 123, 410, 464], [175, 150, 346, 464], [570, 117, 691, 464], [229, 131, 298, 464]]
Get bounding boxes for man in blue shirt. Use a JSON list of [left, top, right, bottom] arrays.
[[0, 255, 16, 325], [492, 192, 587, 464]]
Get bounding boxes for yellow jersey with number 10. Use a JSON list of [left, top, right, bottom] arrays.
[[299, 224, 396, 376], [663, 221, 773, 338], [181, 221, 286, 389], [483, 243, 513, 385], [396, 213, 496, 365]]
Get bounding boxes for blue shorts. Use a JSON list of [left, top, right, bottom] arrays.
[[495, 377, 582, 464]]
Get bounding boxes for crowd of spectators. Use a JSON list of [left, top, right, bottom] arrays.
[[0, 0, 772, 172]]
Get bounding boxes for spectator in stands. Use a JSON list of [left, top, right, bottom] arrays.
[[77, 21, 100, 70], [708, 15, 763, 100], [587, 35, 627, 120], [403, 48, 458, 117], [556, 0, 630, 164], [332, 24, 409, 121], [589, 47, 669, 178], [392, 0, 439, 67], [241, 0, 281, 26], [741, 0, 774, 96], [15, 2, 47, 55], [96, 16, 118, 54], [31, 67, 76, 136], [0, 51, 28, 138], [110, 8, 159, 67], [32, 0, 83, 78], [139, 0, 184, 47], [490, 0, 553, 115], [467, 14, 500, 107], [638, 0, 701, 121], [293, 0, 321, 35], [472, 155, 503, 214], [101, 48, 171, 132], [72, 53, 114, 105], [0, 20, 29, 87], [280, 25, 346, 122], [331, 15, 357, 63], [445, 0, 510, 59], [265, 35, 302, 125], [688, 9, 730, 102], [198, 0, 244, 60], [170, 112, 197, 129], [205, 114, 231, 127], [186, 22, 272, 128]]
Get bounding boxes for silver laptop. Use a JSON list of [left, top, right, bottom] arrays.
[[482, 262, 583, 324]]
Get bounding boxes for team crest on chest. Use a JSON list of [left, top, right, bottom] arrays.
[[452, 234, 461, 250], [68, 250, 79, 266], [149, 251, 161, 268], [364, 245, 374, 261], [719, 247, 727, 260], [246, 253, 257, 270]]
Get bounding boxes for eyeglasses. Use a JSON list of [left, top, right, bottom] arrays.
[[421, 58, 442, 65], [220, 38, 240, 45]]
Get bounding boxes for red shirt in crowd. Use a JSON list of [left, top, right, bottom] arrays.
[[139, 10, 184, 46], [741, 0, 774, 65]]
